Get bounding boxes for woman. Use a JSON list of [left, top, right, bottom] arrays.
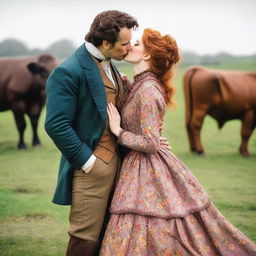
[[100, 28, 256, 255]]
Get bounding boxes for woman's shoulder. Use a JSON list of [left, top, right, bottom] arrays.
[[138, 78, 165, 101], [134, 80, 166, 111]]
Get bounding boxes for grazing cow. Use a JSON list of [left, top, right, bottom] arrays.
[[0, 54, 57, 149], [183, 66, 256, 157]]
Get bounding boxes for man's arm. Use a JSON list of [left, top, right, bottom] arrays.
[[45, 66, 92, 169]]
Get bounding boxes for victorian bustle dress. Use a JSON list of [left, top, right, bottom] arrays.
[[100, 71, 256, 256]]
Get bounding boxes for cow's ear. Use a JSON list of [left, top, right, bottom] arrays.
[[27, 63, 48, 77], [27, 62, 41, 74]]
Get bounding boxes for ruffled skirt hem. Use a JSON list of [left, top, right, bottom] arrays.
[[100, 202, 256, 256]]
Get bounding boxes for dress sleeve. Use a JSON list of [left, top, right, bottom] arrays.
[[118, 84, 165, 154]]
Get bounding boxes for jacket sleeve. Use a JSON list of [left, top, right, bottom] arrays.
[[118, 84, 165, 154], [44, 66, 92, 169]]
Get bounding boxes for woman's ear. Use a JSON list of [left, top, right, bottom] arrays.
[[102, 40, 113, 50], [143, 54, 151, 61]]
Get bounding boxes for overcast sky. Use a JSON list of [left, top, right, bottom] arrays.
[[0, 0, 256, 55]]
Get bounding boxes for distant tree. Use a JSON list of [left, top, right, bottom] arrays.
[[0, 38, 29, 56], [181, 51, 234, 66], [181, 50, 202, 66], [29, 48, 43, 55], [46, 39, 76, 58], [215, 52, 234, 63]]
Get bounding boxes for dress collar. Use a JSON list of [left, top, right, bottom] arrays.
[[133, 70, 152, 83]]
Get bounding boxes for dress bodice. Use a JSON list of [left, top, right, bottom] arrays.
[[111, 71, 210, 218]]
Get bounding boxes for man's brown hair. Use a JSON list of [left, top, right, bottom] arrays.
[[85, 10, 138, 46]]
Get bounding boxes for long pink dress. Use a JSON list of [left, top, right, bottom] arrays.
[[100, 71, 256, 256]]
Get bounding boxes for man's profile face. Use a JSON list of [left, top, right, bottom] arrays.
[[105, 27, 132, 61]]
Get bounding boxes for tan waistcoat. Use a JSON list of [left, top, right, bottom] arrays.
[[92, 58, 123, 163]]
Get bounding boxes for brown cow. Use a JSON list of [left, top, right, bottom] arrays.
[[0, 54, 57, 149], [183, 66, 256, 157]]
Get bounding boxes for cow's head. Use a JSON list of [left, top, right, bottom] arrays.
[[26, 54, 58, 103], [27, 54, 57, 80]]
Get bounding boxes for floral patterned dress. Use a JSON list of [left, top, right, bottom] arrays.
[[100, 71, 256, 256]]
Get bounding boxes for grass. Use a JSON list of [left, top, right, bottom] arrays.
[[0, 61, 256, 255]]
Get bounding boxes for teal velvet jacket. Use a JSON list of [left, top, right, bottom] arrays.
[[45, 44, 118, 205]]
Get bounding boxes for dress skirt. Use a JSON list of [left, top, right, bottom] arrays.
[[100, 202, 256, 256], [99, 150, 256, 256]]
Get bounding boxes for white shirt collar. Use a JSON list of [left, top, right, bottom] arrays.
[[85, 41, 109, 61], [85, 42, 116, 86]]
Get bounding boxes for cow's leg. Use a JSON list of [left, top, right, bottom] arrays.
[[186, 123, 196, 152], [28, 105, 42, 147], [12, 101, 27, 149], [29, 114, 41, 147], [239, 110, 254, 157], [190, 108, 207, 156]]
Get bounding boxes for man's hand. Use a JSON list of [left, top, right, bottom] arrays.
[[81, 155, 96, 173], [120, 72, 129, 82], [82, 162, 94, 174]]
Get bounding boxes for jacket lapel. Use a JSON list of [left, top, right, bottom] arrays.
[[76, 44, 107, 122]]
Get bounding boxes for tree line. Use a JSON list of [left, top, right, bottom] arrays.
[[0, 38, 76, 59], [0, 38, 255, 66]]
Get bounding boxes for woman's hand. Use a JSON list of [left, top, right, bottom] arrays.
[[107, 103, 122, 137]]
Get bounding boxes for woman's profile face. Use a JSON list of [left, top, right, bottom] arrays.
[[124, 38, 145, 63]]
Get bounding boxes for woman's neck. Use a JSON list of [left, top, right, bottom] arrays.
[[133, 61, 150, 76]]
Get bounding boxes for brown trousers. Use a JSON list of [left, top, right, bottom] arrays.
[[68, 152, 118, 242]]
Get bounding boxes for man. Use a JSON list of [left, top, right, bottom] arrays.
[[45, 10, 138, 256]]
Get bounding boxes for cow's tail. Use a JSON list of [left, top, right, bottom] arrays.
[[183, 67, 197, 127]]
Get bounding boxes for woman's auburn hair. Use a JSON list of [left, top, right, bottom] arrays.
[[142, 28, 180, 107]]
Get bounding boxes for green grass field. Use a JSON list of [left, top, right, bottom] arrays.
[[0, 61, 256, 255]]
